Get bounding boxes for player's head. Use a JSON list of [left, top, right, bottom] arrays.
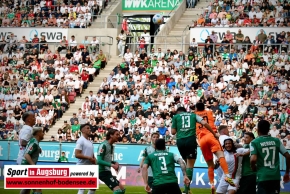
[[195, 102, 205, 111], [151, 132, 160, 145], [223, 138, 236, 153], [80, 123, 91, 136], [176, 107, 187, 113], [22, 111, 36, 126], [244, 132, 255, 144], [106, 128, 120, 142], [257, 120, 270, 136], [32, 127, 44, 140], [155, 139, 166, 151], [218, 125, 229, 136]]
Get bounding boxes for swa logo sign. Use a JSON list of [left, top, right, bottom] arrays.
[[200, 29, 209, 42], [29, 30, 38, 41]]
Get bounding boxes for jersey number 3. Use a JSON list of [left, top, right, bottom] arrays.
[[159, 156, 168, 171], [182, 116, 190, 128]]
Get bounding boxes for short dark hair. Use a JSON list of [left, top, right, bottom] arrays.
[[106, 129, 118, 140], [257, 120, 270, 135], [244, 132, 255, 139], [218, 125, 228, 132], [80, 123, 90, 131], [176, 107, 187, 113], [196, 102, 205, 111], [155, 139, 166, 150], [151, 132, 160, 137], [22, 111, 33, 122]]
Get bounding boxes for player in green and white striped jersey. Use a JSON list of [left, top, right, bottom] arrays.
[[138, 132, 160, 193], [20, 127, 44, 194]]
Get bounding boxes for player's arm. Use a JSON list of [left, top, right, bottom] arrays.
[[96, 144, 118, 170], [175, 154, 190, 186], [142, 163, 149, 185], [138, 148, 147, 173], [20, 139, 29, 147], [171, 115, 177, 135], [75, 142, 94, 163], [20, 131, 32, 147], [142, 156, 152, 192], [278, 140, 290, 183], [177, 158, 187, 177], [250, 141, 258, 172], [24, 143, 38, 165]]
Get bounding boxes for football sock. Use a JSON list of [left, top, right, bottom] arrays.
[[184, 168, 193, 192], [113, 189, 124, 194], [219, 157, 230, 175], [208, 167, 215, 185], [32, 192, 42, 194], [77, 190, 85, 194], [122, 189, 126, 193], [87, 190, 96, 194]]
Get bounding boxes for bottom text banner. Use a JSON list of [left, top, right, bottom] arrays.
[[4, 165, 99, 189]]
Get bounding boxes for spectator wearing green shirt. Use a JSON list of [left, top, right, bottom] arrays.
[[71, 120, 81, 138], [58, 151, 69, 162], [133, 129, 143, 142]]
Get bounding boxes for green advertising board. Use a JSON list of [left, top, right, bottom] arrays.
[[122, 0, 182, 12]]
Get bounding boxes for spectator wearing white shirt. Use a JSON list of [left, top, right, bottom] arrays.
[[248, 8, 256, 19], [69, 35, 77, 52], [124, 49, 133, 63], [269, 126, 280, 137], [140, 30, 150, 52]]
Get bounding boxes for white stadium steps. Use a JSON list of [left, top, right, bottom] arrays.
[[43, 56, 120, 140], [156, 1, 208, 51]]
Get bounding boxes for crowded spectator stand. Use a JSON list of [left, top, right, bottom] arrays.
[[0, 0, 290, 151]]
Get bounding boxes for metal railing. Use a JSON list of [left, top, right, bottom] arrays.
[[118, 35, 289, 54], [1, 36, 113, 59], [90, 14, 122, 28]]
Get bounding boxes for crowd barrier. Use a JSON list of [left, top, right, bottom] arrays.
[[0, 141, 289, 191], [191, 27, 290, 43], [0, 140, 289, 169]]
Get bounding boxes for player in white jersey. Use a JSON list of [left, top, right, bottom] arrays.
[[75, 123, 96, 194], [216, 138, 247, 194], [138, 132, 160, 193], [17, 112, 36, 165]]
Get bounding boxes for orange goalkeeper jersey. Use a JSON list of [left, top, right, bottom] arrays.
[[195, 109, 217, 139]]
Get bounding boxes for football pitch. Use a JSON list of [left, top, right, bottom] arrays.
[[0, 181, 288, 194]]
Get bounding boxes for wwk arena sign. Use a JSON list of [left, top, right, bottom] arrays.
[[0, 28, 68, 42], [4, 165, 98, 189]]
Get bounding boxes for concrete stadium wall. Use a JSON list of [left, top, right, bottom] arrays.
[[154, 0, 186, 49]]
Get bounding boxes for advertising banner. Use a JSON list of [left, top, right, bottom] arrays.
[[0, 28, 68, 42], [0, 141, 208, 167], [0, 161, 289, 191], [4, 165, 98, 189], [1, 141, 289, 169], [190, 28, 285, 43], [122, 0, 181, 12]]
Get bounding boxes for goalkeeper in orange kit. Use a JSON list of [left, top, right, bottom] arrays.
[[195, 102, 235, 194]]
